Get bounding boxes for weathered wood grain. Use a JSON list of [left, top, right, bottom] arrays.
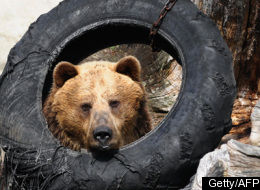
[[192, 140, 260, 189]]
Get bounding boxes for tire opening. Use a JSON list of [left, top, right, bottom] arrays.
[[42, 22, 183, 103], [83, 44, 182, 128], [42, 21, 184, 151]]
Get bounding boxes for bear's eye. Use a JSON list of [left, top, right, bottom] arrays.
[[81, 103, 92, 112], [109, 100, 120, 108]]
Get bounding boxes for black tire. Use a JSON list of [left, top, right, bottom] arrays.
[[0, 0, 236, 189]]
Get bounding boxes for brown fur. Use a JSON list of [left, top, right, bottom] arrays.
[[43, 56, 151, 151]]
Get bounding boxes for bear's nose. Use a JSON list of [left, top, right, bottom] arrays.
[[93, 126, 112, 145]]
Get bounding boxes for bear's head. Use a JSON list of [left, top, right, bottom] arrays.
[[44, 56, 151, 152]]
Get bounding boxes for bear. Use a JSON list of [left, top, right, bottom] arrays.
[[43, 56, 152, 152]]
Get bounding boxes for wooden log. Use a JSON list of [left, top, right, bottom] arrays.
[[0, 148, 5, 190], [0, 148, 4, 176], [250, 100, 260, 146], [192, 139, 260, 189]]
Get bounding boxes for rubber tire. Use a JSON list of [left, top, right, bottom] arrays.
[[0, 0, 236, 189]]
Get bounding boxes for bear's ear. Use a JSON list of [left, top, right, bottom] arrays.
[[53, 61, 78, 88], [115, 56, 141, 82]]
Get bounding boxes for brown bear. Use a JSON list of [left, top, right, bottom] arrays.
[[43, 56, 152, 152]]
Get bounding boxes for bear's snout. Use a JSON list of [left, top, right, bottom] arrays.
[[93, 126, 112, 146], [87, 111, 121, 152]]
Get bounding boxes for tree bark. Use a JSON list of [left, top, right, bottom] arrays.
[[191, 0, 260, 90], [191, 0, 260, 141]]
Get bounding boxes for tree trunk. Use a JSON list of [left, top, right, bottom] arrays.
[[191, 0, 260, 142]]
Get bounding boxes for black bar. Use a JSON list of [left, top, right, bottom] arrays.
[[202, 177, 260, 190]]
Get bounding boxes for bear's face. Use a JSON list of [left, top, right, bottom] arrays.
[[49, 56, 145, 152]]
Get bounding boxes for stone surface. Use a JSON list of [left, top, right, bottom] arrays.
[[0, 0, 62, 75]]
